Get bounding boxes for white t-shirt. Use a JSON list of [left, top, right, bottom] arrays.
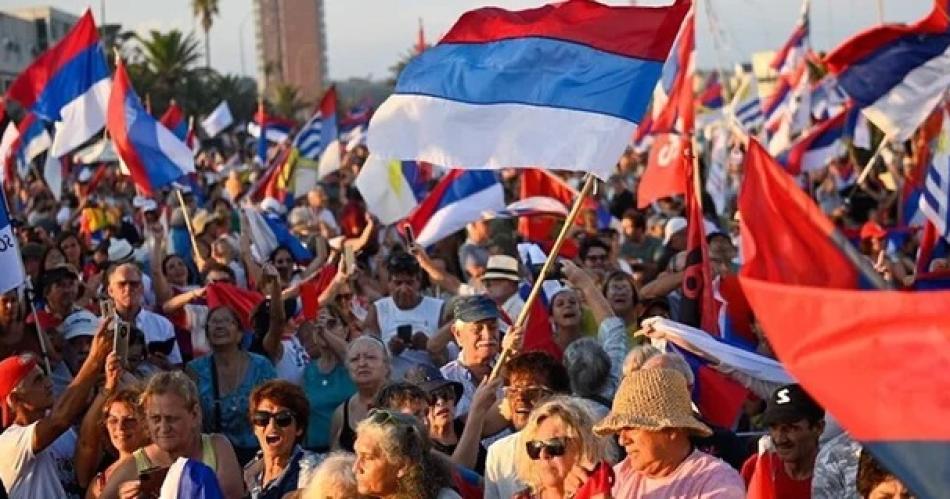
[[374, 296, 444, 343], [0, 423, 80, 499], [274, 336, 310, 385], [135, 309, 183, 364], [484, 431, 525, 499]]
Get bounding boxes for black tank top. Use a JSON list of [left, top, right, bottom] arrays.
[[339, 397, 357, 452]]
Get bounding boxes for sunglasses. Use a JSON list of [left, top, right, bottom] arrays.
[[429, 386, 457, 404], [525, 437, 571, 460], [251, 410, 295, 428]]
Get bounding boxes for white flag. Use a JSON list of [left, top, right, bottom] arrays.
[[0, 189, 26, 293], [0, 123, 19, 185], [44, 152, 63, 201], [317, 139, 342, 179], [201, 101, 233, 138]]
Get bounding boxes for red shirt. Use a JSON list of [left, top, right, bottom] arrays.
[[741, 451, 812, 499]]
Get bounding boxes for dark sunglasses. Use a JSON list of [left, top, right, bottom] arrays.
[[429, 386, 457, 404], [525, 437, 571, 460], [251, 410, 295, 428]]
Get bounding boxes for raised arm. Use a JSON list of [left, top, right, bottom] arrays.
[[261, 264, 285, 364], [149, 227, 175, 307], [75, 352, 122, 489], [239, 210, 263, 288], [33, 318, 112, 454], [410, 243, 462, 295]]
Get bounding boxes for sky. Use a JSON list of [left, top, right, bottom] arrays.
[[0, 0, 933, 82]]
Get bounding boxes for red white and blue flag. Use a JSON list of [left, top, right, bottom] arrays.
[[779, 107, 848, 175], [294, 87, 338, 161], [5, 9, 111, 158], [159, 101, 188, 142], [13, 113, 51, 172], [368, 0, 690, 180], [650, 6, 695, 135], [769, 0, 810, 76], [825, 0, 950, 140], [106, 58, 195, 195], [404, 169, 505, 247]]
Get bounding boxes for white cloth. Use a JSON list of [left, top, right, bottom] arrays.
[[135, 308, 183, 364], [484, 431, 525, 499], [274, 336, 310, 386], [373, 296, 444, 343], [0, 423, 80, 499]]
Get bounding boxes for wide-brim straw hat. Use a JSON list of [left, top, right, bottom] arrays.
[[594, 368, 712, 437]]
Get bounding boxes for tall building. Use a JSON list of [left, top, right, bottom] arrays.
[[254, 0, 328, 107], [0, 7, 78, 90]]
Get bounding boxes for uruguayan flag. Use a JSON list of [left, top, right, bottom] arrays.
[[920, 111, 950, 240], [0, 189, 26, 293], [293, 112, 323, 160], [729, 75, 764, 131]]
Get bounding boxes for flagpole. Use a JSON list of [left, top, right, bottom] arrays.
[[844, 135, 889, 204], [488, 172, 596, 382], [175, 189, 201, 256]]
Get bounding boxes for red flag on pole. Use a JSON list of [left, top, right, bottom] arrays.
[[298, 265, 338, 320], [206, 282, 265, 329], [637, 133, 688, 208]]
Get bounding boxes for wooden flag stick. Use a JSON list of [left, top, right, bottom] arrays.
[[488, 172, 597, 382], [175, 189, 200, 255]]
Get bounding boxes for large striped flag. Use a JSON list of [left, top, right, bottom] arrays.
[[769, 0, 810, 76], [825, 0, 950, 141], [5, 10, 111, 158], [294, 86, 338, 161], [368, 0, 690, 179], [729, 74, 764, 132]]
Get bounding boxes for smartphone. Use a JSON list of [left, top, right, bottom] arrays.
[[138, 466, 169, 498], [113, 321, 130, 368], [396, 324, 413, 344], [344, 244, 356, 275], [99, 298, 115, 319]]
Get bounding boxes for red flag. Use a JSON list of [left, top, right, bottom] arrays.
[[573, 461, 614, 499], [637, 133, 688, 208], [738, 139, 862, 288], [743, 451, 779, 499], [298, 265, 338, 320], [916, 219, 938, 275], [679, 146, 717, 335], [651, 9, 694, 134], [519, 293, 562, 361], [518, 169, 596, 243], [206, 282, 265, 329]]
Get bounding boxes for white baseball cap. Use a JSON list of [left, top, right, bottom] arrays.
[[662, 217, 688, 245], [61, 310, 100, 341]]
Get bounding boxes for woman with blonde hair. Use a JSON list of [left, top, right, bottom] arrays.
[[513, 396, 615, 499], [329, 335, 391, 452], [98, 370, 244, 499], [352, 409, 460, 499]]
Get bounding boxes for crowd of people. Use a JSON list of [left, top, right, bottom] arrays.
[[0, 134, 920, 499]]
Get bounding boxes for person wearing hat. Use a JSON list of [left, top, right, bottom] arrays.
[[0, 318, 114, 499], [438, 295, 517, 418], [60, 309, 101, 379], [593, 368, 744, 497], [741, 384, 826, 498], [482, 255, 525, 328], [407, 364, 499, 474]]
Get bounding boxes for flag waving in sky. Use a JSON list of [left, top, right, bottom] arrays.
[[368, 0, 690, 179], [107, 58, 195, 195]]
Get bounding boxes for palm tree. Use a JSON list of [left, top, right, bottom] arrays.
[[271, 83, 307, 120], [192, 0, 220, 68], [133, 30, 202, 106]]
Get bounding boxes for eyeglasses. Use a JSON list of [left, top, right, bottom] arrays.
[[251, 410, 295, 428], [503, 385, 553, 401], [368, 408, 398, 425], [525, 437, 571, 460]]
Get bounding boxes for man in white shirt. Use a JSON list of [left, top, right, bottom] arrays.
[[107, 262, 183, 367], [0, 319, 112, 499]]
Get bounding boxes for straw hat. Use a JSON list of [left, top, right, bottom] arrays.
[[593, 368, 712, 437]]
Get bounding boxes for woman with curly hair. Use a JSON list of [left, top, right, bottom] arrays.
[[353, 409, 460, 499]]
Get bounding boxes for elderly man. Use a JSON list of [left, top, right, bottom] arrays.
[[594, 368, 745, 497], [0, 319, 112, 498], [438, 295, 506, 416], [741, 384, 826, 498], [107, 262, 182, 366]]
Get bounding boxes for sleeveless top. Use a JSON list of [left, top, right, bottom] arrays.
[[338, 398, 358, 452], [374, 296, 444, 342], [273, 336, 310, 386], [133, 434, 218, 472], [303, 360, 356, 452]]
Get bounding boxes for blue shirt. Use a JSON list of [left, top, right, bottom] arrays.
[[302, 360, 356, 451], [189, 352, 277, 451]]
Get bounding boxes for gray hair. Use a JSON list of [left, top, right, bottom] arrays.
[[621, 344, 661, 377], [642, 352, 695, 387], [301, 452, 358, 499], [563, 337, 611, 398]]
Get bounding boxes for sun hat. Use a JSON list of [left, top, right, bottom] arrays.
[[481, 255, 521, 282], [107, 239, 135, 263], [593, 368, 712, 437]]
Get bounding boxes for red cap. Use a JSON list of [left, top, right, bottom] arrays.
[[860, 221, 887, 241], [0, 353, 39, 426]]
